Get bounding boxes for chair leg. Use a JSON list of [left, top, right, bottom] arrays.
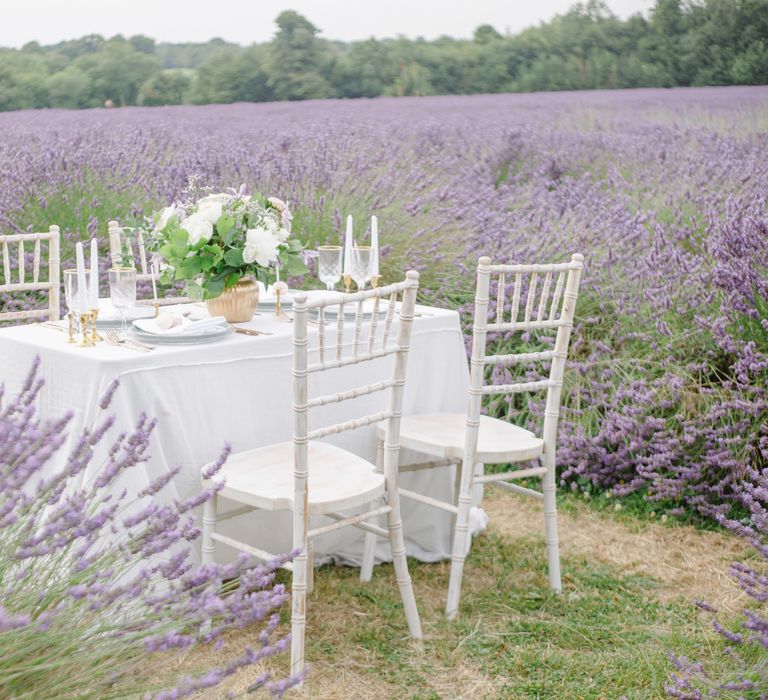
[[202, 496, 216, 566], [542, 455, 562, 593], [449, 460, 462, 551], [445, 457, 474, 620], [361, 439, 386, 582], [290, 548, 309, 678], [307, 539, 314, 594], [360, 499, 381, 582], [384, 458, 422, 638]]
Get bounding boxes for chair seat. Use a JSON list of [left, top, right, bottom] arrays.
[[380, 413, 544, 463], [210, 442, 385, 515]]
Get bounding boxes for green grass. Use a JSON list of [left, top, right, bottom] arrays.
[[269, 529, 723, 699]]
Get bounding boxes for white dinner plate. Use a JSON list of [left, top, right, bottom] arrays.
[[131, 318, 232, 344]]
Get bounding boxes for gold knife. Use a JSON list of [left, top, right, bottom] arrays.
[[234, 327, 273, 336]]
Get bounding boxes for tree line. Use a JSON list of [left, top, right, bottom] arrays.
[[0, 0, 765, 112]]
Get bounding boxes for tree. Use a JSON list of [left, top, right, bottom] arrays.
[[331, 39, 397, 98], [75, 41, 160, 106], [265, 11, 333, 100], [129, 34, 156, 55], [47, 66, 92, 108], [192, 46, 273, 104], [474, 25, 503, 44], [139, 69, 191, 106]]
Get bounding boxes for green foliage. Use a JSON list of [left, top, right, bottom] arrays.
[[153, 195, 307, 300], [139, 69, 191, 106], [0, 0, 765, 113], [265, 11, 334, 101]]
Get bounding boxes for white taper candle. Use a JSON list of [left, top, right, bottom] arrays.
[[75, 242, 87, 313], [370, 215, 379, 277], [89, 238, 98, 308], [343, 215, 353, 276], [150, 258, 158, 305]]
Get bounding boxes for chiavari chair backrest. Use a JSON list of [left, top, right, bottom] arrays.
[[467, 254, 584, 445], [291, 271, 419, 512], [0, 226, 61, 323]]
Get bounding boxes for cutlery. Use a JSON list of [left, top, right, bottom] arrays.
[[234, 327, 273, 336], [105, 329, 154, 352]]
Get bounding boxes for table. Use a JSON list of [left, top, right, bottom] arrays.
[[0, 302, 474, 566]]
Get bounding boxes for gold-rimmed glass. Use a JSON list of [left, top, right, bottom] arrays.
[[108, 267, 137, 334], [64, 268, 86, 342], [317, 246, 343, 291], [351, 246, 371, 292]]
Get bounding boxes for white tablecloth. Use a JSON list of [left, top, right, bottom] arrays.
[[0, 302, 470, 566]]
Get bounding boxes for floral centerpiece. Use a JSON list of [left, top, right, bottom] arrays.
[[149, 184, 306, 320]]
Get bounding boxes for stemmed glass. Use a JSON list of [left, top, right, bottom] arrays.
[[109, 268, 137, 334], [63, 269, 83, 340], [317, 246, 343, 291], [350, 246, 372, 292]]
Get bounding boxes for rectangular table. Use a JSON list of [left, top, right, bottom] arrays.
[[0, 302, 471, 565]]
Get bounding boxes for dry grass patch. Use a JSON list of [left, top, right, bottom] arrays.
[[483, 487, 748, 612]]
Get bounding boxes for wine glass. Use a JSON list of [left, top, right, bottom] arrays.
[[108, 268, 137, 334], [63, 269, 82, 338], [317, 246, 343, 291], [350, 246, 372, 292]]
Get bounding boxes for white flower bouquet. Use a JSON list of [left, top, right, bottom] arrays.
[[150, 186, 307, 300]]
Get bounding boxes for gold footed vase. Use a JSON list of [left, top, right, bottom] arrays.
[[206, 278, 259, 323]]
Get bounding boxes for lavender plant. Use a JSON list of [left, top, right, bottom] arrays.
[[666, 465, 768, 698], [1, 87, 767, 522], [0, 359, 298, 699]]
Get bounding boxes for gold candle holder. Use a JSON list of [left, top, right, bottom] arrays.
[[154, 302, 159, 319], [275, 290, 282, 317], [66, 312, 76, 343], [343, 274, 352, 293], [89, 309, 104, 343], [78, 314, 95, 347]]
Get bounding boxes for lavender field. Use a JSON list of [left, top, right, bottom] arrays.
[[2, 86, 767, 521], [2, 86, 768, 697]]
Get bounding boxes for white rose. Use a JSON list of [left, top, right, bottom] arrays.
[[264, 216, 279, 234], [197, 193, 232, 207], [243, 227, 280, 267], [267, 197, 287, 212], [155, 205, 177, 230], [276, 227, 290, 243], [196, 201, 223, 225], [181, 213, 213, 246]]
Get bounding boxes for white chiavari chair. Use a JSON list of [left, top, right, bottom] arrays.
[[0, 226, 61, 323], [201, 271, 423, 678], [108, 220, 189, 305], [361, 254, 584, 619]]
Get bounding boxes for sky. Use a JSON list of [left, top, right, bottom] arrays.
[[1, 0, 653, 48]]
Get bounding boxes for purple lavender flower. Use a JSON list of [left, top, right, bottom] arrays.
[[0, 361, 296, 698]]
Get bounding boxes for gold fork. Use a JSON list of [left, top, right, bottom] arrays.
[[105, 329, 154, 353]]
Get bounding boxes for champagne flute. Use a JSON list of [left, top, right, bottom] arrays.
[[350, 246, 371, 292], [63, 269, 82, 340], [317, 246, 343, 291], [109, 268, 137, 335]]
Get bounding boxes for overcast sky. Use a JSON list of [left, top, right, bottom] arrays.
[[2, 0, 654, 48]]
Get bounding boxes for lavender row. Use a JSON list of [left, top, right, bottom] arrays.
[[1, 87, 767, 522]]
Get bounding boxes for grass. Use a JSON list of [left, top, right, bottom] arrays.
[[184, 488, 741, 699], [287, 532, 716, 699]]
